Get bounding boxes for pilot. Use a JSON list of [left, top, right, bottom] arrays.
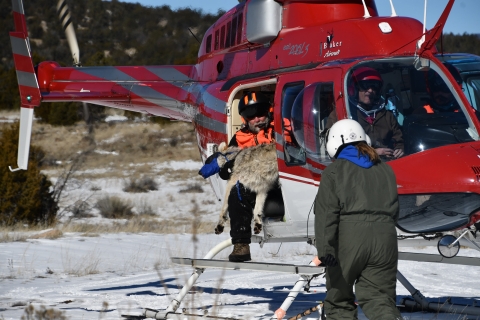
[[315, 119, 402, 320], [326, 66, 404, 159], [200, 92, 279, 262], [418, 69, 461, 114]]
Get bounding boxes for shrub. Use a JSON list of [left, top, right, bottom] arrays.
[[68, 200, 94, 219], [21, 304, 67, 320], [0, 123, 58, 226], [179, 184, 203, 193], [123, 177, 158, 193], [95, 196, 133, 219], [34, 101, 81, 126], [136, 199, 156, 216]]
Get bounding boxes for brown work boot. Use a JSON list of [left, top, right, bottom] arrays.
[[228, 243, 251, 262]]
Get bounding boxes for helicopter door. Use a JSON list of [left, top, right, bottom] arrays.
[[273, 68, 343, 235]]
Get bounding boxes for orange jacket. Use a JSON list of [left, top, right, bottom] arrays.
[[423, 104, 459, 113], [234, 124, 275, 148], [232, 119, 294, 148]]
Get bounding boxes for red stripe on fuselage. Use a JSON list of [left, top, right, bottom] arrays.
[[196, 125, 229, 146], [279, 173, 320, 187]]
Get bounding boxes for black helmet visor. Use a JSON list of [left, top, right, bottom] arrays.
[[240, 103, 270, 119]]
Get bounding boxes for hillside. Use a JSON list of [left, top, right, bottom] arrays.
[[0, 0, 223, 68]]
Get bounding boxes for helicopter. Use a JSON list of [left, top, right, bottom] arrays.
[[8, 0, 480, 318]]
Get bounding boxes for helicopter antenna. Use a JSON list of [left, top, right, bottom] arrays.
[[389, 0, 397, 17], [417, 0, 428, 50], [361, 0, 371, 18], [188, 27, 201, 44]]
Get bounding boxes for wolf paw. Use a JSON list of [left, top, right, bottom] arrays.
[[214, 224, 224, 235], [253, 223, 262, 234]]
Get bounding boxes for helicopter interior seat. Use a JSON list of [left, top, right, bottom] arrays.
[[231, 98, 243, 134]]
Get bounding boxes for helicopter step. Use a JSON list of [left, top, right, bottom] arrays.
[[398, 252, 480, 266], [171, 257, 325, 275]]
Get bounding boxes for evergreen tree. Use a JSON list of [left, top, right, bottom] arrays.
[[0, 123, 58, 226]]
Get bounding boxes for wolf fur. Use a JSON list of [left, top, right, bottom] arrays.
[[215, 143, 279, 234]]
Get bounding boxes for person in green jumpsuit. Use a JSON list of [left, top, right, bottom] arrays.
[[315, 119, 402, 320]]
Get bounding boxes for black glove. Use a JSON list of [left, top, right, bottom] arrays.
[[320, 254, 338, 267], [219, 160, 234, 180], [205, 152, 221, 164]]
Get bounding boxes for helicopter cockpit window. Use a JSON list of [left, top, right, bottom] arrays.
[[206, 35, 212, 54], [281, 82, 305, 166], [438, 54, 480, 113], [345, 59, 475, 157], [290, 82, 334, 162], [465, 76, 480, 110]]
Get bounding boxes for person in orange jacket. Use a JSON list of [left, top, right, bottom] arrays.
[[199, 92, 282, 262], [422, 73, 461, 113]]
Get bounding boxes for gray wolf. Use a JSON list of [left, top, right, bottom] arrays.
[[215, 143, 279, 234]]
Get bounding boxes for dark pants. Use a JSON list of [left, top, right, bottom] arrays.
[[228, 182, 256, 244], [228, 182, 284, 244], [324, 218, 401, 320]]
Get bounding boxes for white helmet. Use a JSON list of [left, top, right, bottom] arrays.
[[326, 119, 371, 158]]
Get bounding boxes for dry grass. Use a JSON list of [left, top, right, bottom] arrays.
[[123, 176, 158, 193], [21, 304, 67, 320], [29, 119, 200, 178], [28, 229, 63, 240], [61, 217, 218, 234], [0, 224, 60, 243], [179, 183, 204, 193], [95, 196, 134, 219]]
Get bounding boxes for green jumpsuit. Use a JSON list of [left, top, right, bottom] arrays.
[[315, 155, 402, 320]]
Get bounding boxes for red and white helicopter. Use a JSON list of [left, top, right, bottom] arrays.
[[8, 0, 480, 318]]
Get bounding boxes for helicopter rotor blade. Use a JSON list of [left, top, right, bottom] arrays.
[[56, 0, 80, 66], [56, 0, 90, 123]]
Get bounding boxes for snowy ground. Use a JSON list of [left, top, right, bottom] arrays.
[[1, 232, 480, 320], [1, 119, 480, 319]]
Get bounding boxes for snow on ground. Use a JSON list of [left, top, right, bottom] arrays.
[[1, 232, 480, 320], [1, 160, 480, 319]]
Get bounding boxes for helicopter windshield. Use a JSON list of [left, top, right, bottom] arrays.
[[345, 57, 479, 157], [438, 54, 480, 113]]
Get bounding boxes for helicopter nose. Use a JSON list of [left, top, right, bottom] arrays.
[[389, 142, 480, 234], [389, 142, 480, 194]]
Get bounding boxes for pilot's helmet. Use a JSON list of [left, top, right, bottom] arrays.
[[427, 64, 461, 111], [348, 66, 383, 97], [326, 119, 371, 158], [238, 92, 271, 119], [427, 71, 450, 94]]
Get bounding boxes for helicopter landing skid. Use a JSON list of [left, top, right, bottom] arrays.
[[139, 238, 324, 319], [140, 238, 480, 319]]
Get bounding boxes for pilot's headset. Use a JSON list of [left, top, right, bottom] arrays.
[[238, 91, 272, 124], [326, 119, 371, 158], [347, 67, 384, 103]]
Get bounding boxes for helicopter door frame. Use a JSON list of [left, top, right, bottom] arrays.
[[204, 80, 278, 204], [226, 78, 278, 142], [268, 68, 344, 238]]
